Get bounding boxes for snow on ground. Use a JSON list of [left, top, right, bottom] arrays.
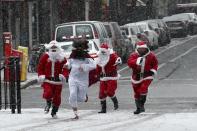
[[1, 108, 197, 131]]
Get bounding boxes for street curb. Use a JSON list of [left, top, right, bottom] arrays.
[[21, 79, 38, 89]]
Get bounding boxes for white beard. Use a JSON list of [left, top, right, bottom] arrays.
[[97, 54, 110, 67], [48, 51, 65, 62]]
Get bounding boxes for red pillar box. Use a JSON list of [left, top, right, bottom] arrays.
[[3, 32, 12, 57], [3, 32, 12, 81]]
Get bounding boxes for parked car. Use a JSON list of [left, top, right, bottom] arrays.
[[55, 21, 112, 52], [146, 19, 170, 46], [163, 13, 197, 35], [56, 40, 99, 59], [156, 19, 171, 44], [135, 21, 159, 50], [103, 22, 133, 62], [120, 24, 140, 48], [164, 20, 188, 38]]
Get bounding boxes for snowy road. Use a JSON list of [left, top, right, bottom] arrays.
[[1, 36, 197, 131]]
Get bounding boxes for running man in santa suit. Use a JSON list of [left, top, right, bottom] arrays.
[[64, 38, 96, 120], [37, 40, 68, 118], [96, 43, 122, 113], [127, 41, 158, 114]]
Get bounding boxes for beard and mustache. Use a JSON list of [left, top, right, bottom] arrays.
[[97, 51, 110, 67]]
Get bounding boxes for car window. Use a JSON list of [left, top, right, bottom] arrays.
[[99, 23, 108, 38], [111, 23, 122, 39], [75, 25, 93, 39], [104, 24, 112, 38], [149, 22, 158, 29], [148, 23, 154, 30], [121, 28, 129, 35], [94, 23, 105, 42], [56, 26, 73, 42], [130, 26, 138, 35], [138, 25, 146, 32]]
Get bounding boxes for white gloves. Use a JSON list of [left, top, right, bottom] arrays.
[[59, 74, 66, 82], [115, 57, 122, 65], [38, 75, 45, 83], [136, 57, 143, 65]]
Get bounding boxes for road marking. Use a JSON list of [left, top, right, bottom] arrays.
[[118, 36, 195, 73], [156, 36, 194, 56], [169, 46, 197, 62]]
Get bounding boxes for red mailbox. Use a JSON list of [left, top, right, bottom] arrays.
[[3, 32, 12, 57], [3, 32, 22, 81]]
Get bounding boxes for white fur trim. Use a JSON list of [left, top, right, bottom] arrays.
[[44, 79, 62, 85], [100, 74, 121, 81], [136, 44, 148, 49], [131, 76, 154, 84], [136, 57, 143, 65]]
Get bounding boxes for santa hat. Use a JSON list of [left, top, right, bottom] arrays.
[[45, 40, 61, 50], [100, 43, 110, 52], [136, 41, 148, 49]]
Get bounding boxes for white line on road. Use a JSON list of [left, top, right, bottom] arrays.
[[156, 37, 194, 56], [169, 46, 197, 62], [118, 36, 194, 73]]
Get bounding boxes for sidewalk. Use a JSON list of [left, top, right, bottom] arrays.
[[21, 72, 38, 89], [1, 108, 197, 131]]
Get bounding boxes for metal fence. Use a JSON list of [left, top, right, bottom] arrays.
[[0, 57, 21, 114]]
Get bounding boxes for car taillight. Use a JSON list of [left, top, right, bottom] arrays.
[[90, 53, 98, 58]]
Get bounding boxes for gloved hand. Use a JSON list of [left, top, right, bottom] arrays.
[[149, 71, 155, 76], [38, 75, 45, 83], [115, 57, 122, 65], [59, 74, 66, 82], [136, 57, 143, 65]]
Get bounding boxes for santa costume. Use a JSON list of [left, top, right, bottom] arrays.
[[96, 43, 122, 113], [65, 38, 96, 119], [127, 41, 158, 114], [37, 40, 68, 118]]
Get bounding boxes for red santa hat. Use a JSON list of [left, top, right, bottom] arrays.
[[136, 41, 148, 49], [99, 43, 111, 53], [45, 40, 61, 51]]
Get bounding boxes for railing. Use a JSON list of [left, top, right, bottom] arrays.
[[0, 57, 21, 114]]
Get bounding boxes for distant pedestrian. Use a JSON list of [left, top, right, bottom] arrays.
[[96, 43, 122, 113], [64, 38, 96, 120], [37, 40, 68, 118], [127, 41, 158, 114]]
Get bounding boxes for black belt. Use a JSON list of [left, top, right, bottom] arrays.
[[136, 71, 153, 80], [46, 77, 60, 82], [100, 72, 117, 78]]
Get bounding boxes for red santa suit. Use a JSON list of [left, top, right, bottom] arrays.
[[96, 43, 122, 113], [127, 41, 158, 114], [37, 41, 67, 108], [127, 41, 158, 99]]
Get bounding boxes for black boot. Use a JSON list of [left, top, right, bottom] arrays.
[[44, 100, 52, 114], [133, 99, 142, 114], [111, 96, 119, 110], [98, 100, 106, 113], [51, 105, 59, 118], [139, 95, 147, 112]]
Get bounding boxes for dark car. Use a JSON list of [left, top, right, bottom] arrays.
[[103, 22, 133, 62], [163, 13, 197, 35], [165, 20, 187, 38]]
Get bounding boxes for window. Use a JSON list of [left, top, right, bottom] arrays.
[[56, 26, 73, 42], [104, 25, 112, 38], [76, 25, 93, 39]]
